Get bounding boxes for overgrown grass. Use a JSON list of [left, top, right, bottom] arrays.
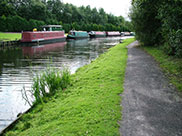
[[31, 67, 71, 104], [3, 38, 135, 136], [142, 46, 182, 91], [0, 32, 21, 41]]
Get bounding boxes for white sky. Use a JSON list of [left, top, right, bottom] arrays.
[[62, 0, 132, 19]]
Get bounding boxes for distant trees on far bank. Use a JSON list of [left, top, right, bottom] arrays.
[[0, 0, 132, 32]]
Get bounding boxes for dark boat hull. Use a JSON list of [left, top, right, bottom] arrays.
[[20, 37, 66, 46], [66, 35, 89, 40], [89, 34, 106, 38]]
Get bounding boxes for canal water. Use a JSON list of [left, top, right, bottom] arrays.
[[0, 36, 132, 132]]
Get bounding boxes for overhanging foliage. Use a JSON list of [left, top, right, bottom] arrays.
[[130, 0, 182, 57]]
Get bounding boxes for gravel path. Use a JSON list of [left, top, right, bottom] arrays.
[[120, 41, 182, 136]]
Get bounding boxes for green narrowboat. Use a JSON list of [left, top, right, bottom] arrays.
[[67, 30, 89, 39]]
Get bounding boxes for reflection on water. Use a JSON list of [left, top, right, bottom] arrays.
[[22, 42, 66, 57], [0, 36, 133, 131]]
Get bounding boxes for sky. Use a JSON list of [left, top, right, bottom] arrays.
[[62, 0, 132, 19]]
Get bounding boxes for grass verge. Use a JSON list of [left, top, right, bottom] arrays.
[[0, 32, 21, 41], [142, 46, 182, 91], [3, 38, 135, 136]]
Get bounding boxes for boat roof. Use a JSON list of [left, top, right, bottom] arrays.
[[41, 25, 62, 28], [70, 30, 87, 32]]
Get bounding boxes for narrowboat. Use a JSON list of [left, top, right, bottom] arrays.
[[21, 25, 66, 45], [67, 30, 89, 39], [89, 31, 106, 38], [120, 32, 124, 36], [130, 32, 135, 36], [106, 31, 121, 37], [123, 32, 131, 36]]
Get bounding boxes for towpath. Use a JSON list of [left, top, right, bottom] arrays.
[[120, 41, 182, 136]]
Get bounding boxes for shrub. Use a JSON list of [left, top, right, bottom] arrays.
[[0, 15, 7, 31], [157, 0, 182, 57], [130, 0, 163, 46], [165, 30, 182, 57], [130, 0, 182, 57]]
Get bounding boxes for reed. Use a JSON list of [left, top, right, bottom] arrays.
[[32, 67, 71, 104]]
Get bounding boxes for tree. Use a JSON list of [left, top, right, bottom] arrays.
[[46, 0, 64, 21], [0, 0, 132, 33], [0, 0, 16, 16], [130, 0, 163, 45], [0, 15, 7, 31]]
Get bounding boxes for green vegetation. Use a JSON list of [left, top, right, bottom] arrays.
[[0, 0, 132, 33], [142, 46, 182, 91], [31, 67, 71, 104], [0, 32, 21, 41], [130, 0, 182, 90], [130, 0, 182, 57], [3, 38, 135, 136]]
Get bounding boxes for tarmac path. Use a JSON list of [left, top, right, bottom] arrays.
[[120, 41, 182, 136]]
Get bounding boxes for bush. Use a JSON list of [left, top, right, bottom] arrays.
[[130, 0, 162, 46], [0, 15, 7, 31], [130, 0, 182, 57], [62, 23, 71, 33], [0, 15, 45, 32], [157, 0, 182, 57], [164, 29, 182, 57]]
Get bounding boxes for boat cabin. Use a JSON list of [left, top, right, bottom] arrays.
[[67, 30, 89, 39], [21, 25, 66, 43], [41, 25, 64, 31]]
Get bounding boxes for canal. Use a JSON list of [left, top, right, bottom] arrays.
[[0, 36, 132, 132]]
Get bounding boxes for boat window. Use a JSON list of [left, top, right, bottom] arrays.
[[73, 32, 75, 35], [44, 27, 49, 31], [52, 27, 62, 31]]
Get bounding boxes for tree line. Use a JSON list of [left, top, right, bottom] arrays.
[[130, 0, 182, 57], [0, 0, 132, 33]]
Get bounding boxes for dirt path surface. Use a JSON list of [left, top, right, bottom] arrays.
[[120, 41, 182, 136]]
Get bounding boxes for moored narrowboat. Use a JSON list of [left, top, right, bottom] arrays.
[[123, 32, 131, 36], [89, 31, 106, 38], [130, 32, 135, 36], [67, 30, 89, 39], [106, 31, 121, 37], [21, 25, 66, 45]]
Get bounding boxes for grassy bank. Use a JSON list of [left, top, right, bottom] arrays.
[[0, 33, 21, 42], [3, 38, 135, 136], [142, 46, 182, 91]]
